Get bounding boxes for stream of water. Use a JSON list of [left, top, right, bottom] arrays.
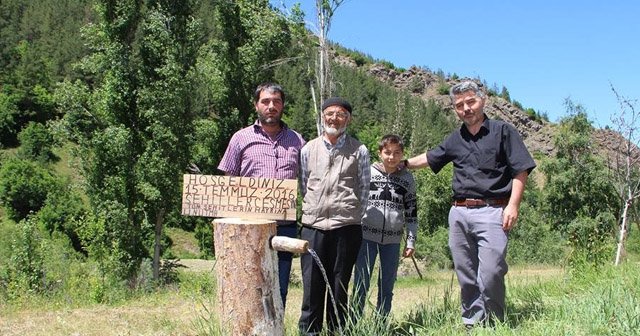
[[306, 248, 343, 334]]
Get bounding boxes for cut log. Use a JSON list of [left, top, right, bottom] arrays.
[[270, 236, 309, 254], [213, 218, 283, 336]]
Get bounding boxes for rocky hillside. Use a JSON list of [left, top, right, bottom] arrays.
[[336, 54, 638, 164], [359, 59, 556, 155]]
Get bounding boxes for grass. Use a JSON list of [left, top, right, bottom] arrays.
[[5, 260, 637, 336], [1, 213, 638, 335], [166, 227, 202, 259]]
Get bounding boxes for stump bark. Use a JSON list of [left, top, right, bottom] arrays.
[[213, 218, 283, 336]]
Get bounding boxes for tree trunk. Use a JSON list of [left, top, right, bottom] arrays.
[[615, 199, 631, 265], [153, 208, 166, 281], [213, 218, 284, 336]]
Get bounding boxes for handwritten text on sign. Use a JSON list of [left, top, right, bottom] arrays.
[[181, 174, 297, 221]]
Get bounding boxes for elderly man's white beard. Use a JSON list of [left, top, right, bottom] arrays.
[[323, 124, 347, 136]]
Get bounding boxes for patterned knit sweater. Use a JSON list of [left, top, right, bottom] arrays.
[[361, 163, 418, 248]]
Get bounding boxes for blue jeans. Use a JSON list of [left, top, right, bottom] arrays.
[[277, 223, 297, 308], [353, 239, 401, 316]]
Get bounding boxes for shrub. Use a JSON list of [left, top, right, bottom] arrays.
[[356, 124, 383, 162], [6, 216, 45, 295], [35, 183, 87, 253], [351, 53, 367, 67], [195, 219, 214, 258], [625, 226, 640, 260], [500, 86, 511, 102], [436, 82, 450, 95], [17, 121, 57, 162], [566, 214, 616, 274], [525, 107, 538, 120], [37, 230, 92, 300], [414, 167, 452, 234], [407, 77, 425, 93], [513, 100, 523, 109], [0, 158, 61, 221], [0, 91, 20, 147], [78, 203, 144, 283], [378, 60, 396, 70], [508, 202, 565, 265], [416, 226, 451, 269]]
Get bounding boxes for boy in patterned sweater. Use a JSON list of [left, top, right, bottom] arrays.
[[353, 134, 418, 317]]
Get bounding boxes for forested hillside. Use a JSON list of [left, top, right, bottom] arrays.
[[1, 0, 638, 304]]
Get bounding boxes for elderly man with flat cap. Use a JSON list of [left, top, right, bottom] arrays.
[[298, 97, 370, 335]]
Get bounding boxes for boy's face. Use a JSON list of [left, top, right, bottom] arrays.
[[379, 142, 404, 170]]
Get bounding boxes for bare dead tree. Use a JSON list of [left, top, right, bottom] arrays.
[[609, 84, 640, 265], [311, 0, 344, 136], [271, 1, 343, 136]]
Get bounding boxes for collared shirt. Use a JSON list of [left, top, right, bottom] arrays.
[[427, 115, 536, 199], [218, 120, 305, 179], [300, 133, 371, 211]]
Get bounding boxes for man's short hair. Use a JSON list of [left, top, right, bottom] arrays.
[[449, 81, 486, 102], [254, 82, 285, 104]]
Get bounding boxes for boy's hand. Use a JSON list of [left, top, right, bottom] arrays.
[[402, 248, 414, 258]]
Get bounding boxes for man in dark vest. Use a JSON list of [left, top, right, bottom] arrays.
[[298, 97, 370, 335]]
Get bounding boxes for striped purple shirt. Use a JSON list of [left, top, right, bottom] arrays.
[[218, 120, 305, 179]]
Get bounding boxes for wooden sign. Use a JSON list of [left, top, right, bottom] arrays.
[[181, 174, 297, 221]]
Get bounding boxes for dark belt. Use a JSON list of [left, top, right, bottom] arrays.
[[452, 198, 509, 207]]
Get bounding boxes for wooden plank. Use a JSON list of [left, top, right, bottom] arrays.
[[181, 174, 297, 221]]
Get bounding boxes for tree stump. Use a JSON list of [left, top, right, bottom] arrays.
[[213, 218, 283, 336]]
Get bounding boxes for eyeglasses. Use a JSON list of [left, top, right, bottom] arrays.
[[323, 110, 349, 119]]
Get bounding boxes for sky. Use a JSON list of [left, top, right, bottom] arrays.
[[272, 0, 639, 128]]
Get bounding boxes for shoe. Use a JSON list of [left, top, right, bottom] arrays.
[[464, 324, 475, 334]]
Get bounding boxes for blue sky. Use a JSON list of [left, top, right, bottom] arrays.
[[272, 0, 639, 128]]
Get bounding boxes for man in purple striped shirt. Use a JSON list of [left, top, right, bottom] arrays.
[[218, 82, 305, 307]]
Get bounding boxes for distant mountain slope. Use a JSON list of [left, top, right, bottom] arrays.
[[335, 53, 639, 163], [359, 60, 554, 155]]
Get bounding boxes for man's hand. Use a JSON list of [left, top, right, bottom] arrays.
[[502, 204, 519, 231], [503, 171, 528, 231]]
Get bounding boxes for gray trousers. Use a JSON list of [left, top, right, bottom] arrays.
[[448, 205, 508, 325]]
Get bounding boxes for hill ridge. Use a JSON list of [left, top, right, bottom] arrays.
[[335, 53, 638, 162]]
